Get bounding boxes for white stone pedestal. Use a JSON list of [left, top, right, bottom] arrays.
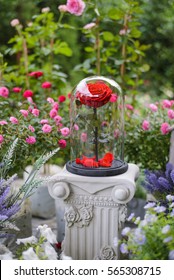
[[48, 163, 139, 260]]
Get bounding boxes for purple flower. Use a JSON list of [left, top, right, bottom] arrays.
[[154, 206, 166, 213], [169, 250, 174, 260], [127, 213, 135, 221], [120, 243, 128, 254], [144, 213, 158, 224], [161, 225, 170, 234], [121, 227, 131, 236], [170, 209, 174, 217], [143, 162, 174, 196], [158, 177, 171, 190], [144, 202, 156, 209], [0, 186, 10, 205], [170, 170, 174, 183], [163, 236, 173, 243], [133, 228, 146, 245]]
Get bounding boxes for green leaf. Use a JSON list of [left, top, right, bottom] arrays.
[[108, 8, 124, 20], [102, 31, 114, 41], [84, 47, 94, 52], [139, 64, 150, 72], [54, 42, 72, 57]]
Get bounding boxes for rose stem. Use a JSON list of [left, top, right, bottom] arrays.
[[94, 107, 98, 161]]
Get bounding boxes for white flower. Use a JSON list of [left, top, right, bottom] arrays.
[[134, 217, 141, 224], [22, 248, 39, 260], [166, 195, 174, 201], [37, 224, 57, 243], [16, 236, 38, 245], [43, 242, 57, 260]]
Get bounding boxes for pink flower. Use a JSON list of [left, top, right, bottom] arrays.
[[29, 71, 43, 78], [52, 102, 59, 111], [101, 121, 108, 127], [12, 87, 22, 93], [0, 87, 9, 98], [67, 93, 71, 99], [58, 95, 66, 103], [42, 124, 52, 133], [9, 116, 18, 124], [47, 97, 54, 104], [23, 90, 33, 98], [83, 22, 96, 29], [74, 124, 79, 130], [0, 120, 8, 125], [60, 127, 70, 137], [66, 0, 85, 16], [125, 104, 134, 111], [10, 19, 20, 27], [162, 99, 172, 109], [19, 109, 28, 118], [110, 94, 118, 103], [28, 125, 35, 132], [80, 132, 87, 142], [149, 103, 158, 112], [58, 5, 68, 12], [58, 139, 67, 148], [28, 106, 33, 113], [119, 29, 127, 35], [142, 120, 150, 131], [168, 109, 174, 120], [160, 122, 170, 134], [49, 109, 57, 118], [41, 7, 50, 13], [32, 108, 40, 117], [114, 129, 120, 138], [27, 97, 34, 104], [26, 136, 36, 144], [0, 135, 4, 144], [54, 115, 62, 125], [41, 81, 52, 89], [40, 119, 49, 125]]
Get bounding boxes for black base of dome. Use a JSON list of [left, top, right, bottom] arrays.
[[66, 159, 128, 177]]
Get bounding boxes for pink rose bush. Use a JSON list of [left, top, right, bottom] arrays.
[[124, 99, 174, 170], [0, 74, 72, 170]]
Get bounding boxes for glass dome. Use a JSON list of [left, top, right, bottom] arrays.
[[66, 76, 128, 176]]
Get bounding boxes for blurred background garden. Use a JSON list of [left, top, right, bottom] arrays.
[[1, 0, 174, 260]]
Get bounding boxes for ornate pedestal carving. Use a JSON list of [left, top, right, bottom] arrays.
[[48, 163, 139, 260]]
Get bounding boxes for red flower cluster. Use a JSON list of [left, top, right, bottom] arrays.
[[79, 82, 112, 108], [76, 152, 114, 168], [29, 71, 43, 78]]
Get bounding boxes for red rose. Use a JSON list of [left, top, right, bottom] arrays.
[[23, 90, 33, 98], [41, 81, 52, 88], [79, 82, 112, 108], [12, 87, 22, 93], [29, 71, 43, 78], [58, 95, 66, 103]]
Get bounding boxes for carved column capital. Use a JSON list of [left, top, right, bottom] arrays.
[[49, 182, 70, 200]]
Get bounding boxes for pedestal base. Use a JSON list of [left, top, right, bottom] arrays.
[[49, 163, 139, 260]]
